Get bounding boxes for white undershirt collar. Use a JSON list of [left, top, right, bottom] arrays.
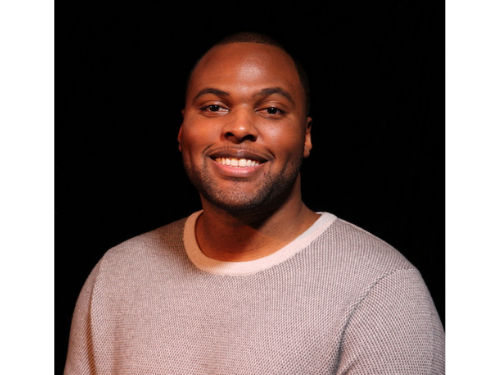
[[183, 211, 336, 276]]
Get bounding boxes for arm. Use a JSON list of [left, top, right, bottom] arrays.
[[64, 262, 101, 375], [337, 268, 445, 375]]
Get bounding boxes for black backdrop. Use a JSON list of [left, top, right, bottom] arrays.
[[56, 2, 444, 373]]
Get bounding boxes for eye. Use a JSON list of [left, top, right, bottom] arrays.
[[207, 105, 222, 112], [258, 106, 286, 118], [200, 104, 229, 113], [266, 107, 281, 115]]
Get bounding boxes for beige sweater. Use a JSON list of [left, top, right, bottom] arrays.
[[65, 212, 444, 374]]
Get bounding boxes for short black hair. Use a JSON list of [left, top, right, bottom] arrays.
[[186, 32, 311, 116]]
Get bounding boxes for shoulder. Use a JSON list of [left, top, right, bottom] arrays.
[[110, 217, 186, 252], [73, 216, 197, 320], [294, 215, 418, 297], [324, 217, 414, 272], [96, 217, 189, 276]]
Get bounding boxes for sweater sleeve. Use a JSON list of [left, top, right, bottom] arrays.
[[336, 268, 445, 375], [64, 262, 101, 375]]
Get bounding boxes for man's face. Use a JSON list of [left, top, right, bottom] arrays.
[[179, 42, 312, 214]]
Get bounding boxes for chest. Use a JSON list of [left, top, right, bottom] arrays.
[[91, 270, 350, 374]]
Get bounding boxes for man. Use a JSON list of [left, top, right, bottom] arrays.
[[65, 32, 444, 374]]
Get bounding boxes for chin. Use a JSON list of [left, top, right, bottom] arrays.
[[201, 181, 297, 217], [203, 190, 272, 214], [184, 156, 303, 216]]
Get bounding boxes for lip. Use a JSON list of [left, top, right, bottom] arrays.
[[207, 148, 270, 163], [208, 156, 267, 179]]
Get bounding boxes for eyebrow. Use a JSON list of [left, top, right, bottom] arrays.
[[192, 86, 295, 106], [193, 88, 230, 102], [254, 87, 295, 106]]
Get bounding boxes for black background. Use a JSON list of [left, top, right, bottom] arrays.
[[56, 2, 444, 373]]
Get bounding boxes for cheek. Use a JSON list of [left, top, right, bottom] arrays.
[[179, 124, 219, 167], [181, 123, 213, 148], [266, 127, 305, 155]]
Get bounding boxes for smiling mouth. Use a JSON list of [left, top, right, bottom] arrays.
[[214, 157, 262, 168]]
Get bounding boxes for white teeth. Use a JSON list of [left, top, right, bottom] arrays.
[[214, 157, 261, 167]]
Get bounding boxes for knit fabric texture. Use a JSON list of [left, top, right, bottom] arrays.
[[65, 212, 445, 374]]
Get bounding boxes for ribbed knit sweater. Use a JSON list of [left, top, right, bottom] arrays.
[[65, 212, 445, 374]]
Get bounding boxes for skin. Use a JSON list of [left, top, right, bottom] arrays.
[[178, 42, 319, 261]]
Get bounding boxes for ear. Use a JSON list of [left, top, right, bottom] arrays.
[[178, 110, 185, 151], [177, 126, 183, 152], [303, 117, 313, 158]]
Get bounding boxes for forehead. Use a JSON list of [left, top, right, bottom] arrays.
[[187, 43, 304, 103]]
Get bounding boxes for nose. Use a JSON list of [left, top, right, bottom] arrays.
[[222, 108, 258, 143]]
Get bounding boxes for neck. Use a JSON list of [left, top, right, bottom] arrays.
[[195, 181, 319, 262]]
